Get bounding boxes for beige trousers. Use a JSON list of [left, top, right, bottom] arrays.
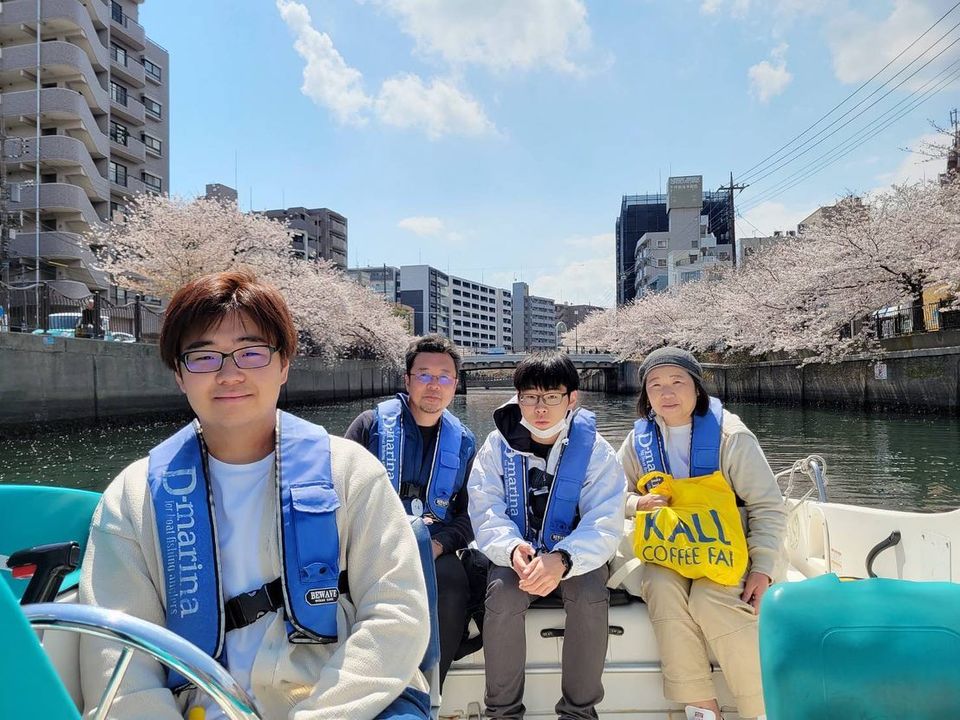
[[639, 563, 765, 718]]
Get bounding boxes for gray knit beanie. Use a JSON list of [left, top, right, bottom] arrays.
[[637, 346, 704, 386]]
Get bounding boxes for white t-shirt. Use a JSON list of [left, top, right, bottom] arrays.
[[198, 452, 275, 720], [663, 423, 692, 479]]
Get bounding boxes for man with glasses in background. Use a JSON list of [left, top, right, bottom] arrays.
[[345, 334, 477, 688], [79, 270, 432, 720], [468, 351, 626, 720]]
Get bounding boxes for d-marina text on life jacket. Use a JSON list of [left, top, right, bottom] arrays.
[[371, 395, 474, 519], [147, 411, 342, 690], [500, 409, 596, 552]]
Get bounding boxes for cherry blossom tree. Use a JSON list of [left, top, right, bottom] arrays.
[[91, 194, 412, 364], [573, 180, 960, 362]]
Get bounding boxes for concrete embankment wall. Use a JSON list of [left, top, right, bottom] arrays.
[[0, 333, 403, 428], [612, 349, 960, 414]]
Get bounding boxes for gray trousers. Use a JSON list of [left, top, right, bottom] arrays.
[[483, 564, 610, 720]]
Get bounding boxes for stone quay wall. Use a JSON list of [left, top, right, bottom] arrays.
[[612, 348, 960, 414], [0, 332, 403, 428]]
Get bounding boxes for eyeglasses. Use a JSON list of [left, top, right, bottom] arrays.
[[179, 345, 278, 374], [517, 391, 568, 407], [408, 373, 457, 387]]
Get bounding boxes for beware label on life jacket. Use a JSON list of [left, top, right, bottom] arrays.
[[633, 470, 748, 586]]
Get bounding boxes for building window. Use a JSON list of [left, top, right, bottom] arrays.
[[656, 239, 667, 249], [111, 43, 127, 66], [110, 121, 128, 146], [141, 133, 162, 155], [142, 96, 162, 118], [142, 57, 162, 82], [141, 172, 162, 193], [657, 259, 667, 267], [109, 161, 127, 187], [110, 82, 128, 106], [111, 1, 126, 25]]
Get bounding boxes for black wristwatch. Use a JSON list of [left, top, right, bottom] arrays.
[[553, 550, 572, 577]]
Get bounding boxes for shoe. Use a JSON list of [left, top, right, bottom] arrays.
[[685, 706, 722, 720]]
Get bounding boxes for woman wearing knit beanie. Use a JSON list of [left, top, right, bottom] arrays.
[[617, 347, 785, 720]]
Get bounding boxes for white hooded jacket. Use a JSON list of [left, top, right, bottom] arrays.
[[467, 398, 626, 577]]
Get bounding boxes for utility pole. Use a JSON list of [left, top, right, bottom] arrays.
[[719, 171, 748, 268]]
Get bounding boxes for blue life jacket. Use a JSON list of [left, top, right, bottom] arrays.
[[500, 409, 596, 552], [370, 395, 475, 520], [633, 396, 724, 481], [147, 411, 341, 690]]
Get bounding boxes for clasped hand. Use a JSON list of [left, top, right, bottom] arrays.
[[512, 542, 565, 597]]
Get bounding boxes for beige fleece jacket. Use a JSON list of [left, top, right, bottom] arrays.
[[78, 435, 429, 720], [616, 409, 786, 579]]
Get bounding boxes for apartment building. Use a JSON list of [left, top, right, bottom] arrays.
[[512, 281, 557, 351], [262, 206, 348, 270], [0, 0, 169, 291]]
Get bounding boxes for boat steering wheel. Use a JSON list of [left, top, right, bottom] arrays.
[[23, 602, 262, 720]]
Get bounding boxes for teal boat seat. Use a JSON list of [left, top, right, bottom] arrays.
[[0, 577, 81, 719], [760, 573, 960, 719], [0, 485, 101, 601]]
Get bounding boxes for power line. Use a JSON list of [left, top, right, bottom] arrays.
[[740, 58, 960, 212], [736, 0, 960, 182], [741, 27, 960, 191]]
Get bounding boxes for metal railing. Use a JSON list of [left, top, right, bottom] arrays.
[[873, 301, 955, 339], [0, 282, 164, 342]]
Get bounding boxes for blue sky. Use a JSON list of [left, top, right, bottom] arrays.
[[141, 0, 960, 307]]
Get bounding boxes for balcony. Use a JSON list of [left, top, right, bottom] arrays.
[[19, 135, 110, 201], [109, 87, 146, 125], [9, 230, 96, 263], [9, 182, 104, 228], [109, 172, 147, 198], [109, 128, 147, 163], [0, 41, 110, 114], [110, 45, 146, 87], [109, 1, 146, 51], [0, 0, 110, 70], [1, 88, 110, 159]]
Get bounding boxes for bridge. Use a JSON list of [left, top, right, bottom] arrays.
[[460, 353, 626, 394], [461, 352, 617, 371]]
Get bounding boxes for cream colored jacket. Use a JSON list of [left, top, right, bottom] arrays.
[[616, 409, 786, 580], [79, 435, 429, 720]]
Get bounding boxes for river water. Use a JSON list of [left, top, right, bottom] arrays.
[[2, 389, 959, 513]]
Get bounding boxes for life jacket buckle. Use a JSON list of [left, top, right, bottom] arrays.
[[224, 578, 284, 632]]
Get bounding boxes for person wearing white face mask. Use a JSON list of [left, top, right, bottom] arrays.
[[467, 352, 626, 720]]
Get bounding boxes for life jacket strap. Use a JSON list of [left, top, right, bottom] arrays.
[[225, 573, 351, 633], [399, 481, 422, 500]]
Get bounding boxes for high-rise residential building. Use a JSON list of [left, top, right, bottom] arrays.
[[347, 265, 400, 303], [512, 281, 557, 351], [397, 264, 513, 351], [262, 206, 348, 269], [1, 0, 169, 291], [616, 175, 732, 305]]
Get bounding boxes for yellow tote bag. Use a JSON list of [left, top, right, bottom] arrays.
[[633, 471, 748, 586]]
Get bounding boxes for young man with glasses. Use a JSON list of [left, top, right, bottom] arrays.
[[79, 270, 432, 720], [468, 351, 626, 720], [344, 334, 477, 688]]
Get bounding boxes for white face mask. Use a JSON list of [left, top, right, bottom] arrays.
[[520, 414, 569, 440]]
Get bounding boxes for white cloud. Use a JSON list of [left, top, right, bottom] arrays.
[[398, 216, 445, 236], [275, 0, 372, 125], [375, 74, 496, 139], [371, 0, 592, 73], [826, 1, 947, 86], [276, 1, 495, 139], [397, 215, 466, 243], [527, 233, 616, 307], [748, 43, 792, 103]]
